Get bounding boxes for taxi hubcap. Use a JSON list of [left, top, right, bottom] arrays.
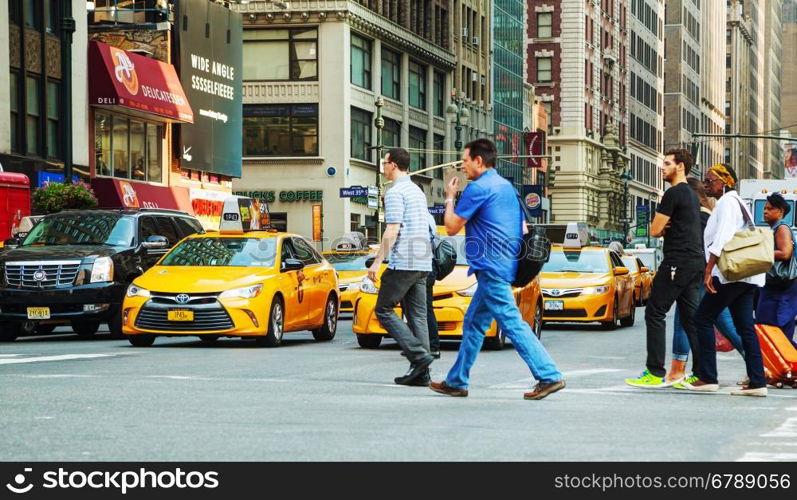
[[327, 299, 337, 331], [273, 304, 283, 339]]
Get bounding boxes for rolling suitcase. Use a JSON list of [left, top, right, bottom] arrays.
[[754, 324, 797, 388]]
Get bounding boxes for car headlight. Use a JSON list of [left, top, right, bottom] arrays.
[[126, 284, 151, 298], [456, 283, 478, 297], [90, 256, 114, 283], [219, 284, 264, 299], [360, 277, 379, 294], [581, 285, 610, 295]]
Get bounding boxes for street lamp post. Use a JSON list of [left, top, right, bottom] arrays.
[[373, 97, 384, 240], [445, 93, 470, 152], [647, 191, 656, 248], [620, 169, 632, 240]]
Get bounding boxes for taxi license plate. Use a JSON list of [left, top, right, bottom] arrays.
[[27, 307, 51, 319], [544, 300, 564, 311], [168, 310, 194, 322]]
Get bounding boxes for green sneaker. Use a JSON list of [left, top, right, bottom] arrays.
[[673, 375, 699, 390], [625, 370, 670, 389]]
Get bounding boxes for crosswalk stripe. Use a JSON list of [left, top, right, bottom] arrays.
[[0, 354, 119, 365]]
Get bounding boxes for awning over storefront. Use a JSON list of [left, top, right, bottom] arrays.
[[88, 41, 194, 123], [91, 178, 192, 213]]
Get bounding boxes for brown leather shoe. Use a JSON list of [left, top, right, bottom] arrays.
[[429, 381, 468, 397], [523, 379, 566, 400]]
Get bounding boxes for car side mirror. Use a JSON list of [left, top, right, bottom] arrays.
[[640, 267, 649, 273], [282, 258, 304, 272], [614, 266, 629, 276], [142, 235, 169, 250]]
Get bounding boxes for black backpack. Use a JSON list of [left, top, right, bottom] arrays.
[[511, 193, 551, 288], [432, 236, 457, 280]]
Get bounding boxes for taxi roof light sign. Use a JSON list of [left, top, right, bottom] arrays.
[[562, 222, 589, 249], [218, 196, 267, 234]]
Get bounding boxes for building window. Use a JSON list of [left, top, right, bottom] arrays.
[[243, 104, 319, 157], [537, 12, 552, 37], [383, 118, 401, 148], [350, 34, 372, 89], [433, 134, 445, 179], [46, 81, 59, 159], [409, 126, 426, 171], [536, 57, 552, 82], [350, 213, 361, 233], [94, 111, 163, 182], [433, 71, 445, 117], [25, 76, 40, 156], [408, 61, 426, 110], [10, 71, 19, 153], [243, 28, 318, 81], [351, 107, 372, 161], [381, 48, 401, 100]]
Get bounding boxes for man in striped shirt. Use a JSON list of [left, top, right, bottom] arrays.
[[368, 147, 434, 386]]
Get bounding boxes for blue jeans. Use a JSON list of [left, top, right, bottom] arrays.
[[694, 278, 766, 388], [445, 271, 562, 389], [673, 284, 744, 361]]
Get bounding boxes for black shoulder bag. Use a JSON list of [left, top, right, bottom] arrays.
[[512, 193, 551, 287]]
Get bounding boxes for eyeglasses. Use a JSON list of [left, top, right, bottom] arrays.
[[704, 177, 720, 185]]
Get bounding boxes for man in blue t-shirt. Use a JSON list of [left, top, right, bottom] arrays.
[[428, 138, 565, 400]]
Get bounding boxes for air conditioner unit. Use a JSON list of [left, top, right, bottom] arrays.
[[552, 127, 562, 135], [462, 27, 469, 38], [472, 36, 480, 46], [472, 72, 478, 82]]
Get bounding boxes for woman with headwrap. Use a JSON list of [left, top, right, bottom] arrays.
[[683, 164, 768, 397], [756, 192, 797, 347]]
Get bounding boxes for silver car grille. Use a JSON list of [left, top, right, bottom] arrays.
[[4, 260, 82, 289]]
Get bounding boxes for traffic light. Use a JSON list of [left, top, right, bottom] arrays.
[[547, 167, 556, 188]]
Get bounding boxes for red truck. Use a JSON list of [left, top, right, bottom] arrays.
[[0, 172, 31, 243]]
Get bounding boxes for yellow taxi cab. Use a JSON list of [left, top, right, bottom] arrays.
[[122, 197, 339, 347], [540, 223, 636, 329], [352, 226, 543, 350], [621, 254, 652, 307], [322, 232, 373, 315]]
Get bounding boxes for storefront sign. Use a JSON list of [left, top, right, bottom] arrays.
[[91, 178, 191, 211], [233, 190, 322, 202], [88, 41, 194, 123], [37, 172, 79, 187], [525, 131, 546, 168], [175, 0, 243, 178], [312, 205, 322, 242], [522, 185, 544, 217]]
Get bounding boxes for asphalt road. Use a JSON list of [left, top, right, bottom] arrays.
[[1, 308, 797, 462]]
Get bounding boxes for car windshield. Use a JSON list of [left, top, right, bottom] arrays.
[[160, 237, 277, 267], [22, 214, 135, 247], [621, 256, 639, 272], [542, 250, 610, 273], [325, 253, 372, 271]]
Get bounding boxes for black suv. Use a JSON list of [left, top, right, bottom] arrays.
[[0, 209, 204, 341]]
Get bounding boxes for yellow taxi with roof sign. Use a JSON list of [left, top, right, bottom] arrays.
[[621, 254, 652, 306], [351, 226, 543, 349], [322, 232, 374, 315], [121, 197, 339, 347], [540, 223, 636, 329]]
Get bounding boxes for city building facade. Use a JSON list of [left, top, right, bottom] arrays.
[[699, 0, 727, 174], [232, 0, 457, 244], [763, 0, 784, 178], [527, 0, 630, 241], [784, 0, 797, 175], [627, 0, 664, 239]]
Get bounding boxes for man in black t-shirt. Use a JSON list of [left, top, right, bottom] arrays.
[[626, 149, 705, 388]]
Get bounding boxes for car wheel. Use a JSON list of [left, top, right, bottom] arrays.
[[483, 329, 506, 350], [255, 296, 284, 347], [0, 322, 21, 342], [601, 297, 619, 330], [199, 335, 219, 344], [312, 294, 338, 341], [127, 334, 155, 347], [532, 300, 543, 339], [620, 298, 636, 327], [108, 308, 124, 339], [35, 324, 57, 335], [72, 320, 100, 337], [356, 334, 382, 348]]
